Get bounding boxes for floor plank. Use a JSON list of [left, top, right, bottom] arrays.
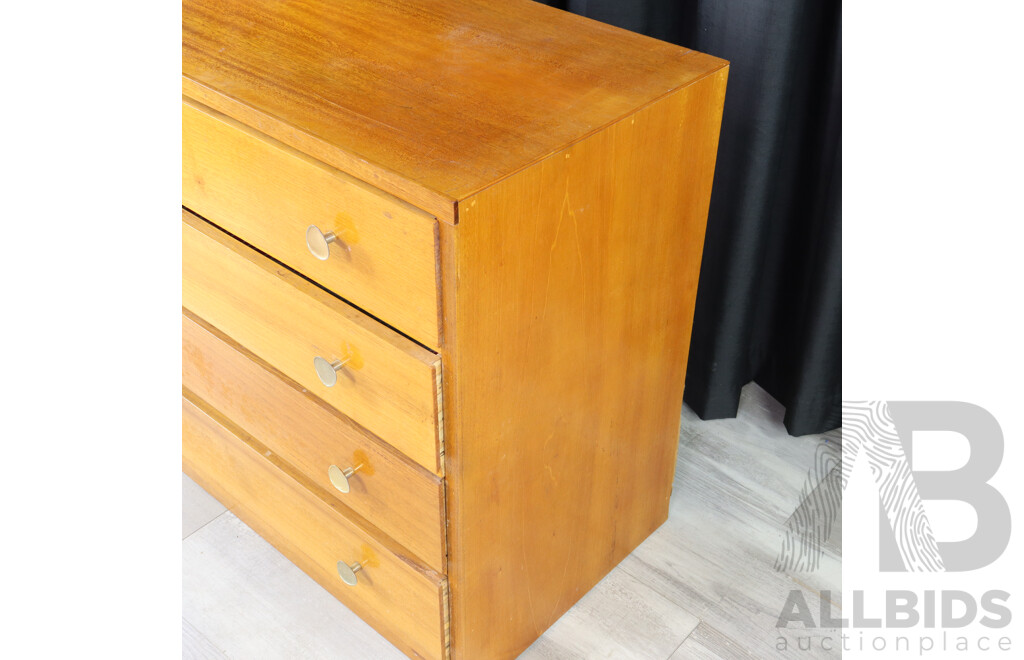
[[671, 621, 751, 660], [519, 567, 700, 659], [183, 618, 228, 660], [182, 473, 227, 539], [619, 384, 841, 658]]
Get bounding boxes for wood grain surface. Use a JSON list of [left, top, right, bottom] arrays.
[[182, 619, 227, 660], [182, 209, 443, 473], [183, 384, 842, 660], [183, 98, 441, 347], [182, 0, 727, 221], [441, 70, 728, 659], [182, 392, 449, 660], [182, 310, 446, 571]]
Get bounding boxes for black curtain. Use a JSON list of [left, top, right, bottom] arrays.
[[539, 0, 842, 436]]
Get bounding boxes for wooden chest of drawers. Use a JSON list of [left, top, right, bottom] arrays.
[[182, 1, 727, 657]]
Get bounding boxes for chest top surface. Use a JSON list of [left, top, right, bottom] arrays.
[[183, 0, 727, 220]]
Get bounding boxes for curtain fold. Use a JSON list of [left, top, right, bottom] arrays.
[[540, 0, 842, 436]]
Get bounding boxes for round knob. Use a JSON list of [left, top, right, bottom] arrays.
[[337, 560, 364, 586], [328, 464, 362, 494], [306, 225, 337, 260], [313, 356, 350, 387]]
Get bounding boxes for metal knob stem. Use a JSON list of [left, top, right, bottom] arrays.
[[337, 560, 364, 586], [328, 464, 363, 494], [313, 355, 350, 387], [306, 225, 338, 260]]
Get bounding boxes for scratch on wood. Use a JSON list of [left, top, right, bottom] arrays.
[[567, 186, 586, 330]]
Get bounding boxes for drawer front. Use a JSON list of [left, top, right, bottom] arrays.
[[182, 209, 443, 473], [183, 310, 445, 571], [183, 98, 441, 348], [183, 393, 450, 660]]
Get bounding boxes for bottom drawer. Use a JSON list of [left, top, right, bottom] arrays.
[[182, 392, 450, 660]]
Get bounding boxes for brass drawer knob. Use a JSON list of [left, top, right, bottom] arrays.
[[337, 560, 364, 586], [328, 464, 362, 493], [306, 225, 337, 260], [313, 356, 350, 387]]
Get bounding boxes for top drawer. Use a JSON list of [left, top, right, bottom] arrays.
[[182, 98, 441, 348]]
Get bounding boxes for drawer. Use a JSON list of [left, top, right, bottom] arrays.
[[182, 208, 443, 473], [182, 310, 445, 571], [183, 98, 441, 348], [183, 393, 450, 660]]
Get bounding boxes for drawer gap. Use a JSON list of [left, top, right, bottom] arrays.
[[184, 386, 444, 581], [183, 307, 442, 481], [183, 205, 441, 355]]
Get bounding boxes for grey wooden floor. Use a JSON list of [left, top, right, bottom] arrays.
[[183, 383, 842, 659]]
